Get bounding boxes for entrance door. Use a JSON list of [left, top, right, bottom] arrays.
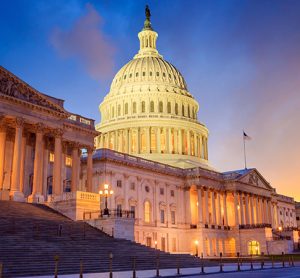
[[161, 237, 166, 251], [146, 237, 152, 247], [248, 240, 260, 255]]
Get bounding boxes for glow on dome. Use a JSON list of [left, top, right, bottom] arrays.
[[95, 6, 210, 169]]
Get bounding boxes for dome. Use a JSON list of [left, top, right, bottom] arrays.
[[96, 6, 211, 170], [110, 56, 189, 94]]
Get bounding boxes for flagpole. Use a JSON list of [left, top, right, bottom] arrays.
[[243, 131, 247, 169]]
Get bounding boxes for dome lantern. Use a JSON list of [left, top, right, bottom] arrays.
[[134, 5, 162, 59]]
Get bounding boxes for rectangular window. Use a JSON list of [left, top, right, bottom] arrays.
[[130, 182, 135, 190], [49, 152, 54, 163], [161, 237, 166, 251], [117, 180, 122, 188], [160, 188, 164, 195], [171, 211, 176, 224], [170, 190, 175, 197], [160, 210, 165, 224], [65, 156, 72, 167], [296, 216, 299, 221]]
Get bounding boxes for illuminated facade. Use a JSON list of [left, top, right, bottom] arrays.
[[88, 8, 299, 256]]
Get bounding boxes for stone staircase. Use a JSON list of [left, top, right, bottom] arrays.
[[0, 201, 214, 277]]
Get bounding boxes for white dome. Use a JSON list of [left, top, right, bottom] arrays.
[[96, 9, 211, 170]]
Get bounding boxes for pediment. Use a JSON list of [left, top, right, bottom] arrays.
[[0, 66, 68, 116], [239, 169, 273, 190]]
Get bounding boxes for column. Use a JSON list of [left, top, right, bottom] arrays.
[[184, 189, 192, 224], [239, 192, 245, 225], [128, 129, 132, 154], [29, 123, 44, 202], [263, 199, 269, 224], [217, 192, 222, 226], [146, 127, 150, 153], [136, 128, 140, 154], [194, 133, 198, 157], [71, 144, 79, 192], [234, 192, 239, 226], [124, 129, 128, 153], [114, 130, 118, 151], [178, 129, 182, 154], [245, 194, 250, 224], [270, 202, 274, 228], [255, 196, 259, 224], [19, 133, 27, 195], [42, 140, 49, 197], [157, 127, 161, 154], [204, 188, 209, 224], [211, 191, 217, 225], [187, 130, 191, 155], [86, 146, 93, 192], [53, 129, 63, 196], [167, 128, 172, 154], [199, 136, 203, 158], [197, 187, 203, 225], [250, 194, 255, 225], [223, 192, 228, 226], [10, 117, 25, 201], [163, 127, 168, 153], [0, 120, 7, 190]]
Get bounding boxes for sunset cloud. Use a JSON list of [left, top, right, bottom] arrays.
[[50, 3, 115, 80]]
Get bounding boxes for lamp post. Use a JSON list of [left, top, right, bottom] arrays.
[[99, 184, 114, 216], [278, 226, 283, 239], [195, 240, 199, 257]]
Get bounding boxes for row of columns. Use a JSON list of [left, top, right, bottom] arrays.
[[196, 188, 229, 227], [98, 128, 208, 160], [234, 191, 274, 226], [0, 116, 94, 201]]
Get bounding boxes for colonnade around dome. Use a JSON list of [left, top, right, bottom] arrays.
[[96, 126, 208, 161]]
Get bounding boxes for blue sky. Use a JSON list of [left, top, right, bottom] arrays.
[[1, 0, 300, 199]]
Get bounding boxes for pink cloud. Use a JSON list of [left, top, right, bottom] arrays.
[[50, 3, 115, 79]]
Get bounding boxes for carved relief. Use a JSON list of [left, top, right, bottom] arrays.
[[0, 73, 65, 114], [248, 173, 259, 186], [15, 117, 24, 127]]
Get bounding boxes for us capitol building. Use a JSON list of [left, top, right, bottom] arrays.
[[0, 7, 299, 257]]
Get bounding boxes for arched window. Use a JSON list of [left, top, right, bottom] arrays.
[[133, 102, 137, 113], [175, 103, 178, 115], [248, 241, 260, 255], [118, 105, 121, 116], [144, 201, 151, 223], [150, 101, 154, 112], [125, 103, 128, 115], [159, 101, 163, 113], [182, 104, 185, 116], [167, 102, 171, 113], [141, 101, 146, 113]]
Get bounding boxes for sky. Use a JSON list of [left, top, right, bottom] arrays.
[[1, 0, 299, 201]]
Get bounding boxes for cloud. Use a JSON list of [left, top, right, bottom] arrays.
[[50, 3, 115, 79]]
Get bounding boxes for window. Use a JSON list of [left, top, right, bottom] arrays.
[[280, 211, 282, 215], [112, 107, 115, 117], [160, 210, 165, 223], [188, 105, 190, 117], [156, 72, 159, 76], [182, 104, 185, 116], [136, 72, 138, 77], [170, 190, 175, 197], [172, 238, 176, 252], [124, 75, 126, 79], [248, 240, 260, 255], [117, 180, 122, 188], [129, 73, 132, 78], [145, 185, 150, 192], [150, 101, 154, 112], [175, 103, 178, 115], [296, 217, 299, 221], [142, 72, 145, 76], [141, 101, 146, 113], [144, 201, 151, 223], [65, 156, 72, 167], [150, 71, 152, 76], [161, 237, 166, 251], [117, 204, 122, 217], [159, 101, 163, 113], [125, 103, 128, 114], [130, 206, 135, 217], [163, 72, 166, 77], [130, 182, 135, 190], [171, 211, 176, 224], [167, 102, 171, 113], [133, 102, 137, 113], [49, 152, 54, 163], [160, 188, 164, 195], [118, 105, 121, 116]]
